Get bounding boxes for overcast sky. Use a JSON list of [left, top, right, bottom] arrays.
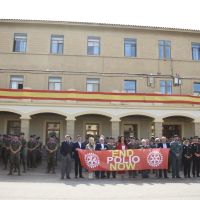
[[0, 0, 200, 30]]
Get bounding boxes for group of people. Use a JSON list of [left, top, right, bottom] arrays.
[[0, 133, 200, 180], [0, 133, 43, 175], [60, 134, 200, 180]]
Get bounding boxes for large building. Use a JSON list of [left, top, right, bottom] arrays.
[[0, 19, 200, 143]]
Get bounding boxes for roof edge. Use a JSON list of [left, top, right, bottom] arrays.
[[0, 18, 200, 33]]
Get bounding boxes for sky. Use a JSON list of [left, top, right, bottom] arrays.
[[0, 0, 200, 30]]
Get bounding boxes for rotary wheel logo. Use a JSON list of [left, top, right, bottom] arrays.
[[84, 153, 100, 169], [147, 151, 163, 167]]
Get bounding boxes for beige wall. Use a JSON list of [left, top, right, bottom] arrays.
[[0, 21, 200, 94]]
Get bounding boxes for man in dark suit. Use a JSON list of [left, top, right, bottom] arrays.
[[95, 136, 108, 179], [158, 136, 170, 178], [60, 135, 73, 179], [73, 135, 85, 178]]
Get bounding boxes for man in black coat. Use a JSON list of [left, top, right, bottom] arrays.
[[158, 136, 170, 178], [73, 135, 85, 178], [60, 135, 73, 179]]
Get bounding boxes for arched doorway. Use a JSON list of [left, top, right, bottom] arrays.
[[30, 112, 66, 144], [0, 111, 21, 135], [120, 115, 154, 139], [163, 116, 194, 139], [75, 114, 111, 140]]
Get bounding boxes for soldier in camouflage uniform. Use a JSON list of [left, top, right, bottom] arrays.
[[20, 133, 27, 173], [27, 135, 37, 168], [46, 136, 57, 173], [2, 134, 11, 170], [8, 135, 22, 175]]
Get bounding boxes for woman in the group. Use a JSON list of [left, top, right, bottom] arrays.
[[85, 137, 96, 179], [116, 136, 128, 178]]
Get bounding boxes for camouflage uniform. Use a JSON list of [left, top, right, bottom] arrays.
[[9, 137, 22, 175], [46, 138, 57, 173], [2, 135, 11, 170], [27, 138, 37, 168], [20, 138, 27, 172]]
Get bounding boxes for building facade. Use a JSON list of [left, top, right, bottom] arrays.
[[0, 19, 200, 143]]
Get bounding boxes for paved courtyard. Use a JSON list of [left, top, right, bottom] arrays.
[[0, 164, 200, 200]]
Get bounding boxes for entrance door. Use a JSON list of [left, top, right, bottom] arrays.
[[7, 120, 21, 135], [163, 125, 181, 138], [46, 122, 60, 143], [123, 124, 138, 138]]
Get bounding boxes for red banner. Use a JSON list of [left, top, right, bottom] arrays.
[[78, 149, 169, 171]]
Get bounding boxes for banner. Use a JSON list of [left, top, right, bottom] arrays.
[[78, 148, 169, 171]]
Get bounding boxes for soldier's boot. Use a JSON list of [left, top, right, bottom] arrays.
[[8, 166, 13, 175]]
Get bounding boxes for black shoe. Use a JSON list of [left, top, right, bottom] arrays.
[[176, 176, 181, 178], [80, 176, 84, 178], [172, 176, 175, 178], [164, 176, 169, 178], [7, 173, 12, 175], [75, 176, 78, 178], [67, 176, 71, 179], [197, 175, 200, 177], [61, 177, 64, 180]]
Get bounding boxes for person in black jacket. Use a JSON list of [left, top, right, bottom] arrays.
[[60, 135, 73, 179], [192, 136, 200, 177], [182, 138, 193, 178], [72, 135, 85, 178]]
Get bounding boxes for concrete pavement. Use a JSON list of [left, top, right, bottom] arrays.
[[0, 165, 200, 200]]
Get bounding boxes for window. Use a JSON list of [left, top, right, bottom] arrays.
[[124, 80, 136, 93], [193, 83, 200, 93], [10, 75, 24, 89], [7, 121, 21, 135], [87, 36, 100, 55], [160, 80, 172, 94], [124, 38, 137, 57], [48, 77, 62, 91], [192, 43, 200, 60], [86, 78, 100, 92], [13, 33, 27, 53], [159, 40, 171, 59], [50, 35, 64, 54]]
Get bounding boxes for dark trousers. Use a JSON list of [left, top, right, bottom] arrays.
[[2, 148, 10, 169], [20, 151, 26, 172], [47, 153, 55, 173], [183, 158, 191, 177], [171, 156, 181, 178], [10, 153, 20, 175], [159, 169, 168, 178], [192, 156, 200, 177], [27, 150, 36, 168], [95, 171, 106, 178], [75, 158, 83, 177], [107, 171, 116, 178]]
